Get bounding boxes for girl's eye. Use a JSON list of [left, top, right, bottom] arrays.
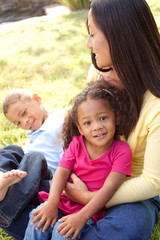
[[85, 121, 91, 125], [17, 121, 20, 126], [100, 116, 106, 121]]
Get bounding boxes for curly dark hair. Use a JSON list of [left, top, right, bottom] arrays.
[[61, 79, 131, 151]]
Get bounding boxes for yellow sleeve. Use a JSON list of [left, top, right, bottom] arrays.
[[106, 105, 160, 208]]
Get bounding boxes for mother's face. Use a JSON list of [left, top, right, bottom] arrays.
[[87, 10, 113, 70]]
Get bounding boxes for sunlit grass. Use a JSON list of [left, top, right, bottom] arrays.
[[0, 10, 90, 150]]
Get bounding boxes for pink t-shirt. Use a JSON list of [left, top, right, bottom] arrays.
[[39, 135, 132, 222]]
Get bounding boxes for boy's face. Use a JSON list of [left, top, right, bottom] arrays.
[[5, 95, 48, 131]]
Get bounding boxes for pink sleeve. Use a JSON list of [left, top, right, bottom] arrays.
[[58, 139, 76, 170], [111, 141, 132, 176]]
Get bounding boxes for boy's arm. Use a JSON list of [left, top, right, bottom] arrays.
[[57, 171, 126, 239], [32, 166, 71, 232]]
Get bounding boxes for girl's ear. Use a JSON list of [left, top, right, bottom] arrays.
[[77, 123, 84, 136], [32, 93, 42, 104]]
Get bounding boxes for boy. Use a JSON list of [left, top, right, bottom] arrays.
[[0, 89, 64, 227]]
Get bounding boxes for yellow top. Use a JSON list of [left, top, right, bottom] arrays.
[[88, 65, 160, 207]]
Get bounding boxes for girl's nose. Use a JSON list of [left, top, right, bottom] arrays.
[[93, 121, 102, 130]]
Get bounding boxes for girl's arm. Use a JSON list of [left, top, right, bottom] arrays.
[[32, 166, 71, 232], [65, 111, 160, 208], [57, 171, 125, 239]]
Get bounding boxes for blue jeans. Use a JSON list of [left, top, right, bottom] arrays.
[[1, 148, 159, 240], [24, 203, 95, 240], [80, 196, 160, 240], [2, 181, 50, 240], [3, 196, 160, 240], [0, 145, 51, 228]]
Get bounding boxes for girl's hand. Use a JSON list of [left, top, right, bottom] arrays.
[[57, 212, 86, 239], [63, 173, 89, 205], [31, 201, 58, 232]]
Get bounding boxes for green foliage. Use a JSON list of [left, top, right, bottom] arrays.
[[58, 0, 89, 10], [0, 228, 14, 240]]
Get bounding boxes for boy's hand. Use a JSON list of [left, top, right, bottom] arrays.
[[32, 201, 58, 232], [57, 212, 86, 239]]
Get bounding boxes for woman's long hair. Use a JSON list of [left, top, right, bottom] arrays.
[[89, 0, 160, 132]]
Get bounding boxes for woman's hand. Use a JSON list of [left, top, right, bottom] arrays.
[[63, 173, 95, 205]]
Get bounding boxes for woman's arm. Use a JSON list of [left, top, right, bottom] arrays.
[[57, 171, 126, 239], [64, 173, 95, 205], [106, 108, 160, 207], [76, 171, 125, 217]]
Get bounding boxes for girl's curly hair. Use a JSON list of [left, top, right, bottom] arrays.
[[61, 79, 131, 151]]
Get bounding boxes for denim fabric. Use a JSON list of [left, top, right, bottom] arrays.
[[0, 145, 50, 228], [52, 218, 95, 240], [3, 196, 160, 240], [23, 203, 63, 240], [80, 196, 160, 240], [24, 203, 95, 240], [2, 180, 50, 240]]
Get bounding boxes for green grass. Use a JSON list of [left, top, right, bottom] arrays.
[[0, 10, 90, 149], [0, 0, 159, 239]]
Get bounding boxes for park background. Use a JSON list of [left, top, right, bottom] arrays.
[[0, 0, 159, 239]]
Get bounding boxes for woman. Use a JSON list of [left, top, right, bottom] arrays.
[[61, 0, 160, 239], [2, 0, 160, 239]]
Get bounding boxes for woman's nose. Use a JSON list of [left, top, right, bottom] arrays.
[[87, 37, 92, 49]]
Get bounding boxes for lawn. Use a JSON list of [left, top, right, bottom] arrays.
[[0, 0, 159, 239]]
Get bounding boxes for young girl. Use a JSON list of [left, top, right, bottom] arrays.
[[23, 80, 132, 240]]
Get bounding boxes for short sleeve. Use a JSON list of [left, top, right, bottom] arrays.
[[111, 141, 132, 176]]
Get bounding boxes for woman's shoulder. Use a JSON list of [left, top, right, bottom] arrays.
[[142, 90, 160, 113], [144, 90, 160, 103]]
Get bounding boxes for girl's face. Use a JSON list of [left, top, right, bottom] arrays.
[[87, 10, 112, 70], [77, 98, 116, 152]]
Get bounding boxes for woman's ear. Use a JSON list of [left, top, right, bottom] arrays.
[[77, 123, 84, 136], [32, 93, 42, 104]]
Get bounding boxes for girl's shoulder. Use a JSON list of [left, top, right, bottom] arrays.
[[107, 140, 132, 164], [71, 135, 83, 144], [112, 140, 132, 155], [113, 139, 131, 149]]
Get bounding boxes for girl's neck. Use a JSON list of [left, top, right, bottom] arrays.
[[84, 138, 114, 160]]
